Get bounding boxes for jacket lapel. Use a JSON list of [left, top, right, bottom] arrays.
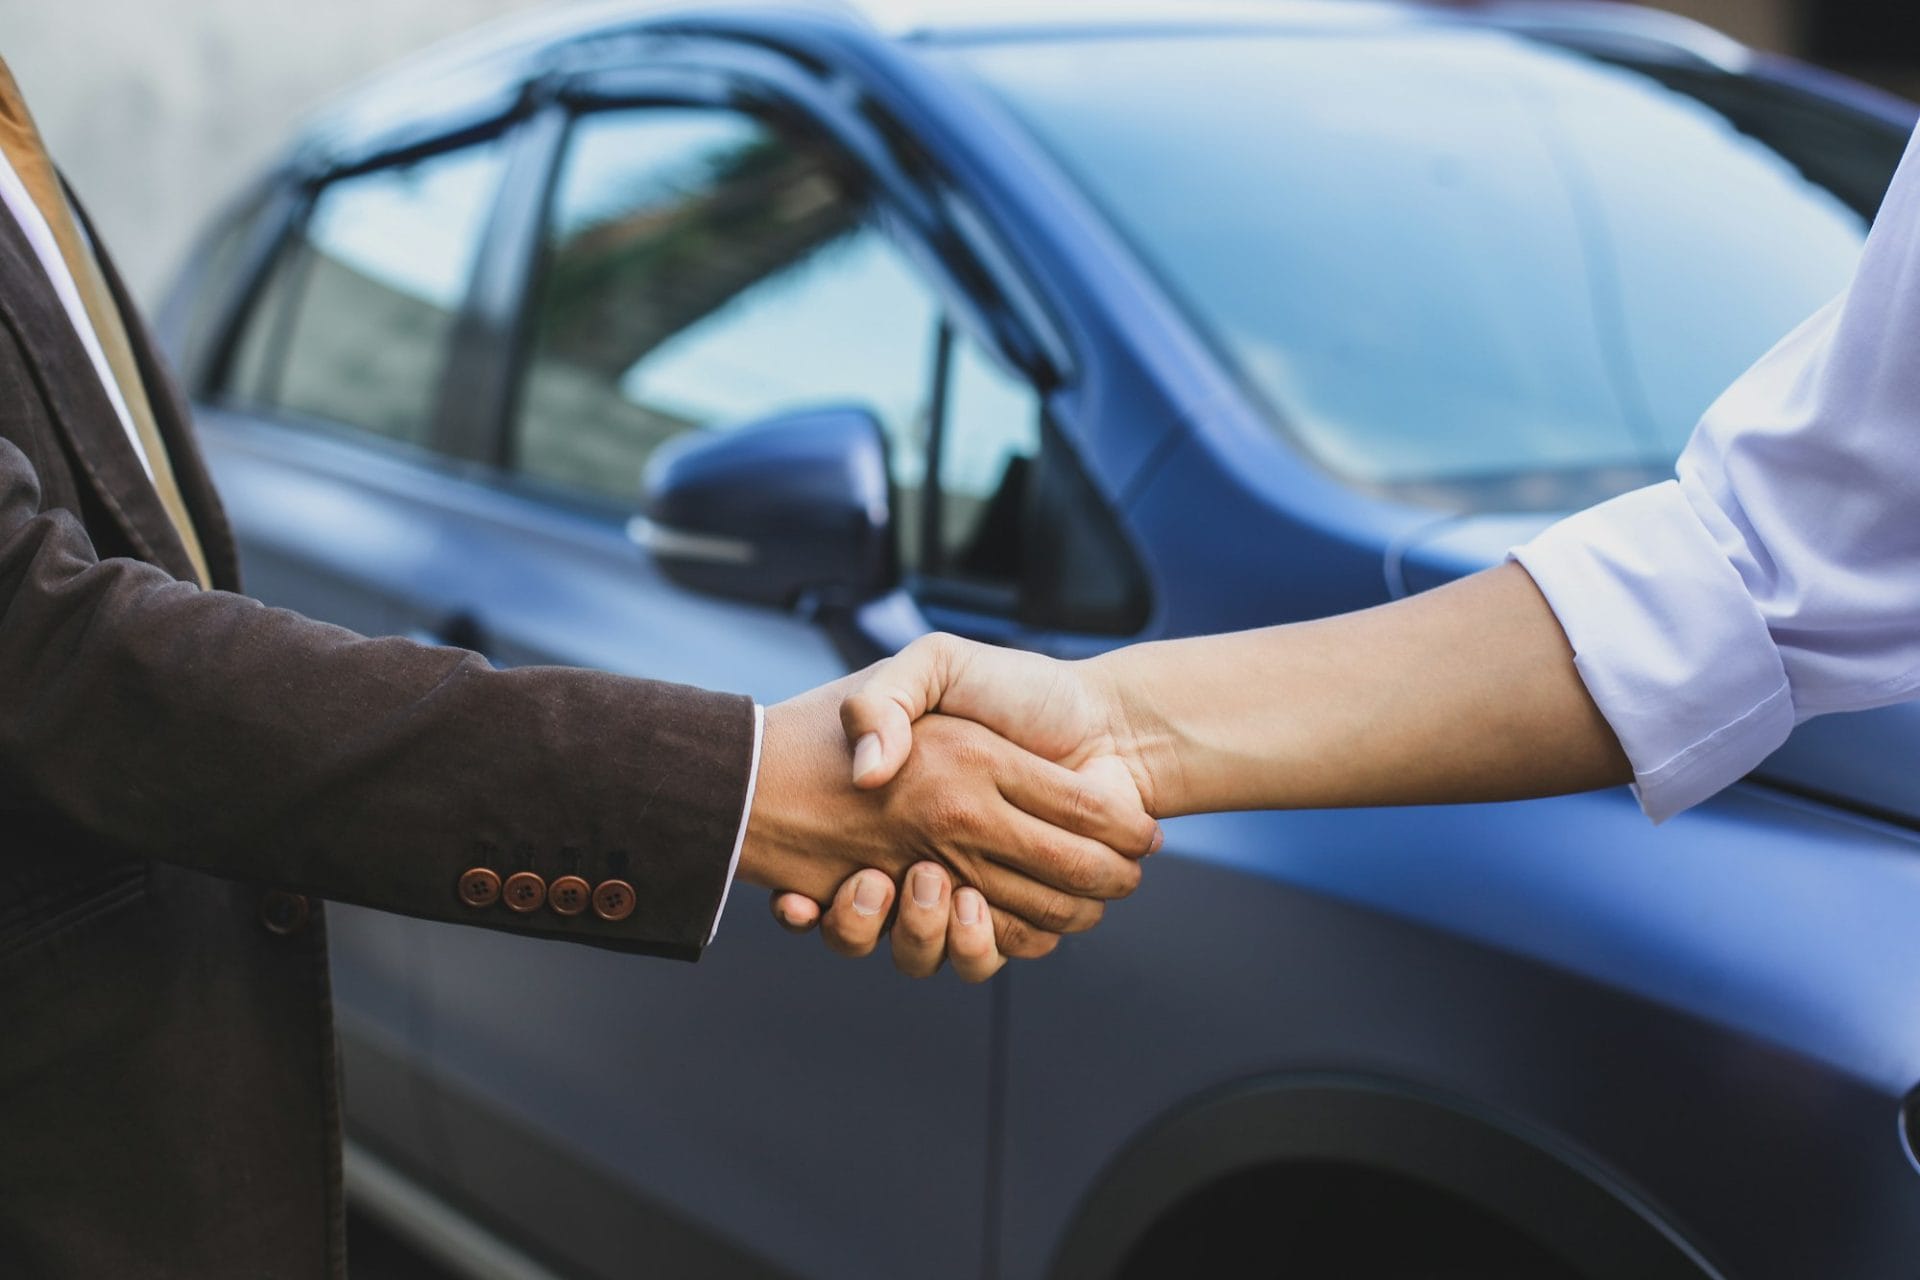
[[68, 189, 241, 592], [0, 194, 208, 587]]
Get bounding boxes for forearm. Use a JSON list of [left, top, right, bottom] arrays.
[[0, 441, 754, 955], [1089, 562, 1630, 817]]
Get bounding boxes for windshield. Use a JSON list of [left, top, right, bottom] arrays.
[[941, 28, 1911, 510]]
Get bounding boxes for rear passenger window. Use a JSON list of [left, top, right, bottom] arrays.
[[224, 138, 507, 449]]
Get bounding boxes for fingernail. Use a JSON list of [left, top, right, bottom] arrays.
[[853, 873, 887, 916], [956, 890, 981, 926], [852, 733, 883, 782], [1149, 825, 1165, 856], [912, 866, 943, 908]]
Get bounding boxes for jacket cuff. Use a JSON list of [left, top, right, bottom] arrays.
[[444, 677, 758, 960], [1511, 480, 1796, 823]]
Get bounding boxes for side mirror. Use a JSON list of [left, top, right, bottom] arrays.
[[633, 405, 896, 609]]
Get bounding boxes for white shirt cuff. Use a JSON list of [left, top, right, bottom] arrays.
[[704, 702, 764, 945], [1511, 481, 1797, 823]]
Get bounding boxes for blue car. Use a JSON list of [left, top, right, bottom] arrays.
[[157, 2, 1920, 1276]]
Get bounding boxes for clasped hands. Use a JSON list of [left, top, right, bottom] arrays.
[[736, 635, 1164, 982]]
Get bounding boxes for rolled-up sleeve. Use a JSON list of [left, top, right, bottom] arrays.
[[1513, 123, 1920, 823]]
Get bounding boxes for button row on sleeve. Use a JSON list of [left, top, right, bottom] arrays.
[[457, 868, 635, 922]]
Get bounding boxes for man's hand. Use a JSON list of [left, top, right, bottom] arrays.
[[770, 637, 1163, 978], [740, 675, 1159, 963], [773, 861, 1008, 981]]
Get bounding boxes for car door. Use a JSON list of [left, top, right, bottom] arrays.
[[393, 89, 1040, 1280], [187, 127, 524, 1179]]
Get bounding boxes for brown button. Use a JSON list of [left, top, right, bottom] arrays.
[[591, 878, 636, 922], [503, 871, 547, 913], [259, 890, 311, 936], [549, 875, 591, 917], [457, 867, 501, 908]]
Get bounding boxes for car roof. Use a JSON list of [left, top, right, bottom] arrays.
[[359, 0, 1745, 50], [293, 0, 1758, 169]]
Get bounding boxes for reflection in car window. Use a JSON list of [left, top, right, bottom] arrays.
[[516, 107, 958, 561], [946, 31, 1910, 510], [938, 331, 1038, 586], [517, 104, 1052, 598], [228, 139, 507, 448]]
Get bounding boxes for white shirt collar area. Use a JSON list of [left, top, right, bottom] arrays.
[[0, 147, 153, 480]]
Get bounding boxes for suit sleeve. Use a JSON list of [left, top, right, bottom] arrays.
[[0, 431, 756, 961]]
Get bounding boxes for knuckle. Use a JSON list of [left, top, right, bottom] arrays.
[[1030, 892, 1082, 935], [999, 916, 1059, 959], [1066, 845, 1114, 897], [1046, 894, 1102, 934], [994, 913, 1034, 955], [891, 942, 940, 979], [1067, 780, 1103, 834], [841, 690, 880, 727], [824, 926, 875, 959], [950, 926, 992, 962], [822, 908, 879, 958], [924, 794, 974, 843], [899, 906, 944, 947]]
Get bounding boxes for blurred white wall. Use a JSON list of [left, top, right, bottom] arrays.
[[3, 0, 553, 302], [0, 0, 1846, 306]]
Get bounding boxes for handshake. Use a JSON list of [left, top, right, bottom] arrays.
[[734, 563, 1628, 979], [736, 633, 1163, 983]]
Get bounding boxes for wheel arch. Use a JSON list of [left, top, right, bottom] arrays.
[[1046, 1073, 1725, 1280]]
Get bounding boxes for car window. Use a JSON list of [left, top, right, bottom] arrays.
[[224, 137, 508, 450], [933, 328, 1039, 587], [517, 104, 1032, 586], [947, 31, 1910, 511], [175, 188, 276, 387]]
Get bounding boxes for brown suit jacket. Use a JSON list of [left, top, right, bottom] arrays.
[[0, 194, 757, 1276]]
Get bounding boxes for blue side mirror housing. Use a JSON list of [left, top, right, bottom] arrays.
[[635, 405, 896, 610]]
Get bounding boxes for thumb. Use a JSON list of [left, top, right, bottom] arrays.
[[771, 891, 822, 933], [841, 634, 955, 788]]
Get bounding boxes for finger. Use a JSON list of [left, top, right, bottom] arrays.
[[820, 870, 894, 959], [969, 857, 1108, 935], [890, 862, 951, 978], [947, 888, 1006, 983], [998, 749, 1161, 860], [991, 906, 1059, 960], [842, 635, 957, 789], [968, 796, 1145, 904], [771, 892, 821, 933]]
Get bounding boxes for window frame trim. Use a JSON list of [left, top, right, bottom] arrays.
[[206, 118, 529, 465], [495, 68, 1069, 611]]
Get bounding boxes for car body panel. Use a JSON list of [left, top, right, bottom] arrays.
[[166, 3, 1920, 1276]]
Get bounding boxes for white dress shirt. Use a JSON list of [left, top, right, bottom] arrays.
[[1514, 122, 1920, 824], [0, 147, 153, 479], [0, 149, 761, 939]]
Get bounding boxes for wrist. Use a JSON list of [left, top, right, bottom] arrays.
[[736, 697, 836, 897], [1080, 649, 1181, 819]]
